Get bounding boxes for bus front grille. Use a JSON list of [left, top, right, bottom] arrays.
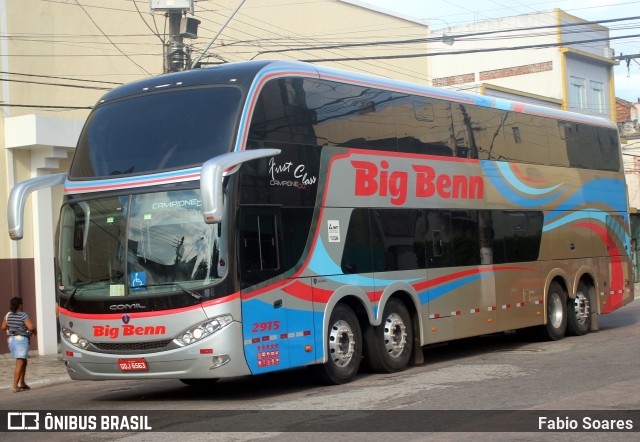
[[92, 339, 174, 353]]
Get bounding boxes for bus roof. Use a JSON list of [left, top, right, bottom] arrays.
[[97, 60, 617, 130]]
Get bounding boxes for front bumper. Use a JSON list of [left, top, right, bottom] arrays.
[[62, 321, 251, 380]]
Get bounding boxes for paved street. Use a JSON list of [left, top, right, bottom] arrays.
[[1, 294, 639, 440]]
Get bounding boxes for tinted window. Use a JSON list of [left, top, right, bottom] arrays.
[[596, 127, 620, 172], [567, 123, 599, 169], [492, 211, 543, 263], [425, 210, 454, 268], [280, 208, 313, 271], [395, 95, 455, 157], [248, 78, 318, 145], [304, 80, 398, 151], [552, 121, 620, 172], [502, 113, 550, 164], [71, 87, 242, 178], [341, 209, 543, 273], [239, 207, 280, 287], [451, 210, 481, 266], [238, 206, 313, 288], [371, 209, 424, 271], [341, 209, 373, 274]]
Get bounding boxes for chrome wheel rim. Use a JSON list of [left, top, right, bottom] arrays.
[[328, 320, 355, 367], [549, 293, 563, 329], [383, 313, 407, 358], [573, 291, 590, 325]]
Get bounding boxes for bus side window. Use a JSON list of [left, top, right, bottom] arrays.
[[370, 208, 424, 271], [425, 210, 453, 268], [341, 209, 373, 274], [432, 230, 443, 257], [597, 127, 620, 172], [451, 210, 481, 267], [395, 95, 455, 157]]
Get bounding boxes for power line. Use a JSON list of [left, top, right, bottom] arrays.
[[249, 15, 640, 58], [74, 0, 152, 76], [0, 78, 113, 90], [132, 0, 164, 44], [0, 103, 92, 109], [0, 71, 122, 85], [300, 32, 640, 63]]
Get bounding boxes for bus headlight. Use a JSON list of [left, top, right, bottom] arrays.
[[174, 315, 233, 347], [61, 327, 90, 349]]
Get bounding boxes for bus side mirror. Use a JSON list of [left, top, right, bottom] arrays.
[[200, 149, 281, 224], [7, 173, 67, 240]]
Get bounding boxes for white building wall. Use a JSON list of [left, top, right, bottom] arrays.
[[428, 12, 563, 99]]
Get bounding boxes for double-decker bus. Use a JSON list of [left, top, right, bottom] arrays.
[[7, 60, 633, 385]]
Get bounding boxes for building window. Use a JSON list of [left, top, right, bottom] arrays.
[[590, 81, 605, 114], [569, 76, 586, 109]]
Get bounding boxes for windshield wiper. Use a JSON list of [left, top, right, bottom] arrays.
[[63, 277, 111, 309], [139, 282, 202, 300], [64, 285, 82, 310]]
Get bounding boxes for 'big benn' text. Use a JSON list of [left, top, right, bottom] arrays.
[[351, 160, 484, 205]]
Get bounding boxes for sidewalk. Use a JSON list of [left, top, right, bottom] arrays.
[[0, 350, 69, 391]]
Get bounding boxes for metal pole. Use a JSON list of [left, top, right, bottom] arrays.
[[165, 11, 185, 73], [191, 0, 246, 69]]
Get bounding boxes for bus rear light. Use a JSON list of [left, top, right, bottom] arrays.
[[173, 314, 233, 347]]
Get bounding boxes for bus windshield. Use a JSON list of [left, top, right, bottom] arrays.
[[58, 189, 225, 299], [69, 86, 242, 178]]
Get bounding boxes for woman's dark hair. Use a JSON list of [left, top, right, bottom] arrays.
[[9, 297, 23, 313]]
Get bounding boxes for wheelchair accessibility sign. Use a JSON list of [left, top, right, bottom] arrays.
[[130, 272, 147, 290]]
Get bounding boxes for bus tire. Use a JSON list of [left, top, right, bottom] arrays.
[[567, 281, 591, 336], [542, 281, 568, 341], [365, 298, 413, 373], [314, 303, 362, 385], [179, 378, 219, 387]]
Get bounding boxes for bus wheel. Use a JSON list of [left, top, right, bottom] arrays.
[[542, 281, 568, 340], [567, 282, 591, 336], [179, 378, 219, 387], [365, 298, 412, 373], [314, 303, 362, 385]]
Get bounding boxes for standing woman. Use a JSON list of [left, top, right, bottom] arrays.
[[1, 297, 37, 392]]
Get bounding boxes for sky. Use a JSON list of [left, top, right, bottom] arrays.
[[358, 0, 640, 103]]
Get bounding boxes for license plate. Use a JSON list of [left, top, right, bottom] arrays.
[[118, 358, 148, 371]]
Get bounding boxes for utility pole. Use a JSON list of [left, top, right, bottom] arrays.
[[614, 53, 640, 77], [166, 9, 188, 73], [150, 0, 200, 73]]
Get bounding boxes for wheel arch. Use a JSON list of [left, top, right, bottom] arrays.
[[573, 270, 599, 316], [571, 267, 597, 300], [320, 286, 371, 364], [374, 285, 424, 365]]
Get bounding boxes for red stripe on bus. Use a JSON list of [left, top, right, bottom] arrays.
[[59, 292, 239, 320], [574, 222, 624, 313], [413, 266, 537, 292]]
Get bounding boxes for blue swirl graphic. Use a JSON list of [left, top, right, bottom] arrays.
[[495, 162, 563, 195]]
